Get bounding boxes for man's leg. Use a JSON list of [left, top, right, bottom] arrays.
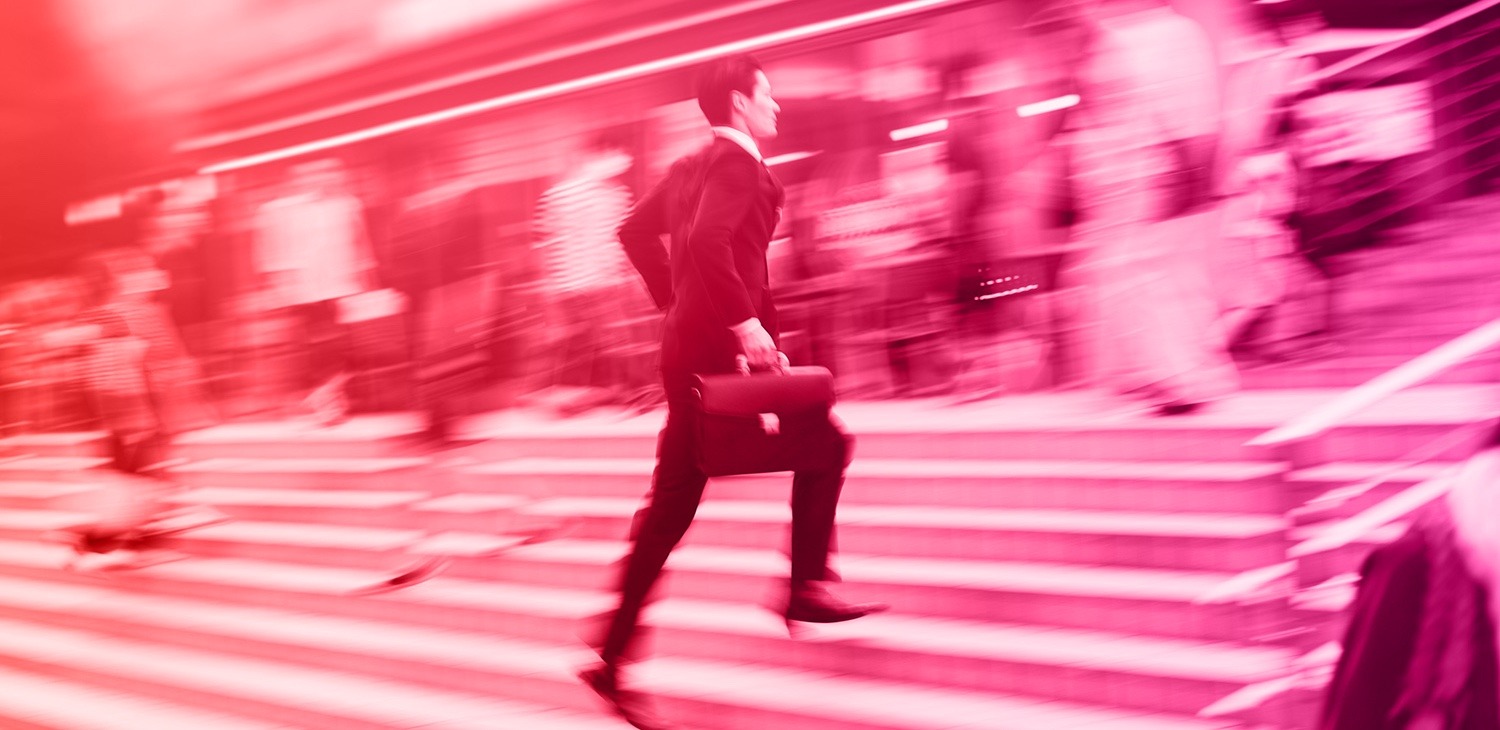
[[788, 415, 852, 584], [598, 403, 708, 667], [583, 397, 704, 729], [303, 299, 351, 424], [784, 414, 885, 629]]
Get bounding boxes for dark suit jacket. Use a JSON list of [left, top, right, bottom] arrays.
[[386, 188, 491, 298], [618, 137, 785, 380]]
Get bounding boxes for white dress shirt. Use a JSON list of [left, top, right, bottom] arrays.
[[708, 126, 767, 336], [711, 126, 762, 162]]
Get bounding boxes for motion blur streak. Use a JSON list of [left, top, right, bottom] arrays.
[[198, 0, 960, 173]]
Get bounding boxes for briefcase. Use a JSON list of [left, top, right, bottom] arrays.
[[692, 366, 837, 477]]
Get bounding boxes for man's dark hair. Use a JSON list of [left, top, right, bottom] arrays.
[[696, 55, 763, 127], [588, 125, 633, 154]]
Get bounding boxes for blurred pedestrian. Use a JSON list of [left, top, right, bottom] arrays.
[[251, 158, 379, 425], [530, 131, 646, 413], [1061, 0, 1237, 414], [386, 153, 498, 447], [48, 250, 224, 570]]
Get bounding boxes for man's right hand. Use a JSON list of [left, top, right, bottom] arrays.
[[731, 318, 779, 371]]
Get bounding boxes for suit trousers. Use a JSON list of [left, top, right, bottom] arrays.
[[598, 371, 852, 665]]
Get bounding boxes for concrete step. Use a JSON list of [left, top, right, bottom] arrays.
[[1286, 461, 1453, 520], [170, 415, 430, 461], [0, 664, 287, 730], [0, 509, 94, 539], [448, 457, 1289, 512], [1240, 354, 1500, 389], [154, 525, 1282, 638], [455, 419, 1470, 466], [0, 539, 1277, 643], [0, 456, 111, 481], [525, 497, 1288, 571], [1337, 282, 1499, 314], [0, 573, 1287, 719], [167, 456, 434, 490], [9, 388, 1479, 470], [1292, 521, 1408, 596], [464, 387, 1499, 464], [0, 613, 626, 730], [1341, 305, 1500, 334], [0, 597, 1245, 730], [0, 432, 106, 460], [1333, 331, 1461, 358], [0, 481, 98, 511], [472, 539, 1281, 641], [162, 487, 1287, 570], [171, 485, 437, 524]]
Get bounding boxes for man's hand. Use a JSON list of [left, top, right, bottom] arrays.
[[731, 318, 779, 371]]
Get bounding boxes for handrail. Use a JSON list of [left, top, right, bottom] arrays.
[[1290, 419, 1494, 518], [1199, 641, 1342, 718], [1192, 560, 1294, 605], [1288, 463, 1458, 558], [1249, 317, 1500, 451], [1302, 0, 1500, 87], [1198, 320, 1500, 607], [1197, 420, 1487, 606]]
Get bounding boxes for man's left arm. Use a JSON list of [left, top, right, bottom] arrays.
[[617, 175, 675, 311]]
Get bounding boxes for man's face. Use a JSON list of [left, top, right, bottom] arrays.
[[737, 70, 780, 141]]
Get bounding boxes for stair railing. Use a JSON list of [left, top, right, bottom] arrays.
[[1297, 0, 1500, 240], [1194, 316, 1500, 721], [1249, 317, 1500, 468]]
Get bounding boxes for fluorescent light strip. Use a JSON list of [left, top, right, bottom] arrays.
[[889, 118, 948, 141], [199, 0, 960, 174], [765, 150, 818, 167], [64, 195, 124, 226], [180, 0, 797, 153], [1016, 93, 1080, 118]]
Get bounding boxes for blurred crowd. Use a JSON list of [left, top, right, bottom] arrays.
[[0, 0, 1385, 443]]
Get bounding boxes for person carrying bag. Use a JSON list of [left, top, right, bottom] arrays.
[[578, 56, 885, 730]]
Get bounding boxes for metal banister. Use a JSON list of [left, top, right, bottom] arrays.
[[1201, 318, 1500, 606], [1248, 317, 1500, 460], [1288, 464, 1459, 558], [1302, 0, 1500, 87]]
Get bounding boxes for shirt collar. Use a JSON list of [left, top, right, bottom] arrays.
[[711, 126, 762, 162]]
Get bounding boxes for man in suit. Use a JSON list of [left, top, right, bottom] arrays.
[[579, 56, 885, 729]]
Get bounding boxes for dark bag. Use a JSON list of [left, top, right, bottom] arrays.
[[692, 366, 837, 477]]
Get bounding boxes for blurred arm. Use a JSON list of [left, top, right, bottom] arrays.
[[616, 175, 675, 311]]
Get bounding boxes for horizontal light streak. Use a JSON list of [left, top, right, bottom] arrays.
[[888, 118, 948, 141], [764, 150, 818, 167], [1016, 93, 1080, 118], [198, 0, 962, 174]]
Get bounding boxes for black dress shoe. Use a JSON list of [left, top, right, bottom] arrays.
[[1154, 400, 1204, 417], [578, 664, 675, 730], [348, 556, 451, 596], [783, 581, 889, 636]]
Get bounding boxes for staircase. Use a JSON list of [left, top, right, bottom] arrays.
[[1239, 191, 1500, 390], [0, 385, 1494, 729]]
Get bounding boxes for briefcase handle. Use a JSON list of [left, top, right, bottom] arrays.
[[693, 365, 835, 416]]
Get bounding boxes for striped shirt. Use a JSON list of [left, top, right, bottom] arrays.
[[533, 177, 633, 295]]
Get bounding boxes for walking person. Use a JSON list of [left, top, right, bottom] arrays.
[[251, 158, 379, 425], [1061, 0, 1239, 414], [578, 56, 886, 730], [530, 131, 646, 413], [52, 251, 224, 569]]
